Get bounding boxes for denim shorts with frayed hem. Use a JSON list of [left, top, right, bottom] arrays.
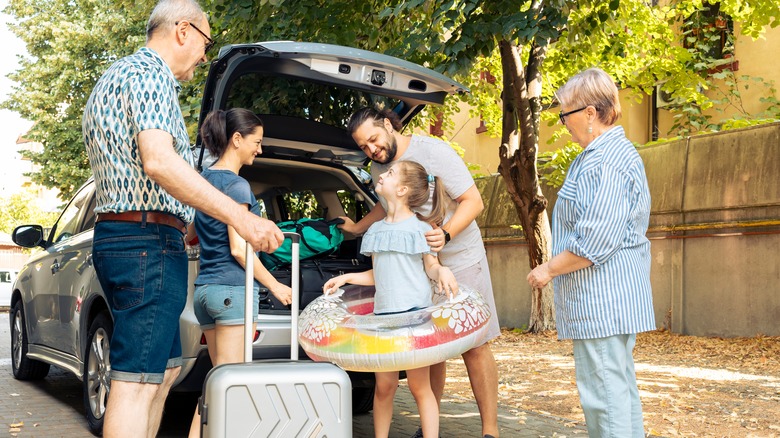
[[193, 284, 260, 330], [93, 221, 188, 384]]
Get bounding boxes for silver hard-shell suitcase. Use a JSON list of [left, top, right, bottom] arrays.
[[200, 232, 352, 437]]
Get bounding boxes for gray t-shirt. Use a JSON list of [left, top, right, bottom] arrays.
[[371, 135, 485, 272], [360, 216, 435, 314]]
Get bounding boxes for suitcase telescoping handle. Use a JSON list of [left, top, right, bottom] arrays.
[[243, 232, 301, 363]]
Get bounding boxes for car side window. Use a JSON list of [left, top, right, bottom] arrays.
[[0, 271, 11, 283], [80, 192, 97, 232], [337, 190, 365, 222], [50, 184, 93, 244], [255, 198, 268, 219], [281, 191, 320, 221]]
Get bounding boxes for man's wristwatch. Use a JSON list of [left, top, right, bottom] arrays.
[[442, 229, 451, 244]]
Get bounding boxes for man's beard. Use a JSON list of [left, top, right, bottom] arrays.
[[373, 132, 398, 164]]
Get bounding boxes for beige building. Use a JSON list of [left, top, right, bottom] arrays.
[[443, 23, 780, 175], [7, 133, 61, 213]]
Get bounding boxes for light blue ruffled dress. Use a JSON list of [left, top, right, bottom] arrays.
[[360, 215, 436, 315]]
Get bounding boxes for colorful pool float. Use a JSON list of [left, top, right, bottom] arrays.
[[298, 284, 492, 372]]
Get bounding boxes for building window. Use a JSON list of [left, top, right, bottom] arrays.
[[683, 4, 737, 72], [475, 118, 488, 134]]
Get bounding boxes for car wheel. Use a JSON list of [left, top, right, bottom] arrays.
[[83, 311, 112, 436], [10, 300, 50, 380], [352, 386, 375, 414]]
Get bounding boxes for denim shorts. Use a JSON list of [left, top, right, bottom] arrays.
[[193, 284, 260, 329], [93, 221, 188, 384]]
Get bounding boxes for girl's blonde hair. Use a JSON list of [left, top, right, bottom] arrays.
[[395, 161, 449, 226]]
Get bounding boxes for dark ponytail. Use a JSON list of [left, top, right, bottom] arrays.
[[347, 107, 403, 134], [200, 108, 264, 158]]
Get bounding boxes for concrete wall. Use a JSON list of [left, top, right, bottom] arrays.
[[478, 122, 780, 337]]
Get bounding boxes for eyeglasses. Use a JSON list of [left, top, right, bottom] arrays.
[[176, 21, 215, 55], [559, 106, 587, 124]]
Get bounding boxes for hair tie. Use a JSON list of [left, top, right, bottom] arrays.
[[427, 174, 435, 183]]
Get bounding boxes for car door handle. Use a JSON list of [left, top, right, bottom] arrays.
[[77, 253, 93, 275], [51, 260, 60, 274]]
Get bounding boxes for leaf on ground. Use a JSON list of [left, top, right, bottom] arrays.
[[446, 329, 780, 436]]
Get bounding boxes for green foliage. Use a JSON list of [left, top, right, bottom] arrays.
[[640, 136, 683, 148], [511, 325, 529, 333], [336, 190, 357, 221], [2, 0, 154, 200], [3, 0, 778, 202], [283, 191, 319, 221], [664, 1, 780, 137], [538, 143, 583, 188], [0, 190, 60, 234]]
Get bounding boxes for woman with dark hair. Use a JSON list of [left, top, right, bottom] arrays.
[[527, 68, 655, 437], [188, 108, 292, 437]]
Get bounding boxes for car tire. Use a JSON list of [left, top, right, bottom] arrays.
[[352, 386, 375, 414], [10, 300, 50, 380], [83, 311, 112, 436]]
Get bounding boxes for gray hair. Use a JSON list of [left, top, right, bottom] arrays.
[[146, 0, 205, 42], [556, 68, 622, 126]]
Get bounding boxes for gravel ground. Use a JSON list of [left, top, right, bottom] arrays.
[[442, 329, 780, 437]]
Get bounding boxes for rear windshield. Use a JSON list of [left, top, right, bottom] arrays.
[[224, 73, 397, 128]]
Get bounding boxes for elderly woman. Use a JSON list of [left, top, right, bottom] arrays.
[[527, 68, 655, 437]]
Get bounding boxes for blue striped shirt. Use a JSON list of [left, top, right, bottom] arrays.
[[552, 126, 655, 340]]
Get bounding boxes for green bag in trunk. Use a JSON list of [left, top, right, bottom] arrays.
[[259, 218, 344, 270]]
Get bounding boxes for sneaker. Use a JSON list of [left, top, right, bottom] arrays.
[[484, 435, 497, 438], [410, 427, 442, 438]]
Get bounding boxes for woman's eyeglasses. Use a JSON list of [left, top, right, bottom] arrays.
[[559, 106, 587, 124]]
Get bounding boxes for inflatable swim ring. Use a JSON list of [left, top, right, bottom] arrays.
[[298, 284, 492, 372]]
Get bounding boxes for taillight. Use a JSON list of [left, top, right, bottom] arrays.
[[187, 244, 200, 261]]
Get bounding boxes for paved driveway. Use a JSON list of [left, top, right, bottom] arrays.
[[1, 311, 585, 437]]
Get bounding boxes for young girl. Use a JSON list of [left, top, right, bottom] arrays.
[[323, 160, 458, 438], [188, 108, 293, 437]]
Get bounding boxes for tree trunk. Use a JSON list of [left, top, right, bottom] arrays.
[[496, 39, 556, 332]]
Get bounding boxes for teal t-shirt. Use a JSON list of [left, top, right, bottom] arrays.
[[195, 169, 261, 286]]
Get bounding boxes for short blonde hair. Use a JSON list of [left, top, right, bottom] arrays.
[[556, 68, 621, 125]]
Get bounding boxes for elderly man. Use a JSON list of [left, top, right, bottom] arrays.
[[82, 1, 282, 436], [341, 107, 501, 438]]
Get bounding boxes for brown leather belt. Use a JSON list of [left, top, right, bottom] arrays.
[[96, 211, 187, 234]]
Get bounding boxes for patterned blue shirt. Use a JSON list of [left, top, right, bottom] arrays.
[[552, 126, 655, 340], [83, 47, 195, 223]]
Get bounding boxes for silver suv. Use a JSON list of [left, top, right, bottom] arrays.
[[9, 41, 466, 436]]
